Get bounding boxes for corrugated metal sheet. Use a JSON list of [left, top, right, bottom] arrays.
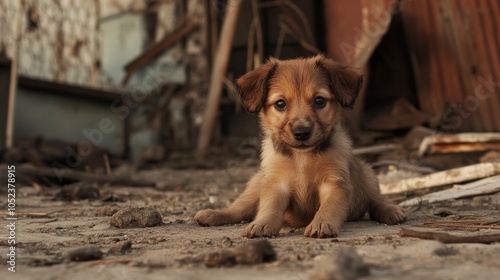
[[402, 0, 500, 132], [324, 0, 396, 66], [323, 0, 397, 131]]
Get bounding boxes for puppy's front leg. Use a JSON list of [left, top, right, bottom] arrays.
[[242, 181, 289, 238], [194, 172, 263, 226], [304, 182, 352, 238]]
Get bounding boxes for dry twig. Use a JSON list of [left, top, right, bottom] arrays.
[[399, 227, 500, 244]]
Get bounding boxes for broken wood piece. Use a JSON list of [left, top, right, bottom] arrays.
[[28, 218, 58, 224], [423, 223, 500, 230], [197, 0, 243, 154], [352, 143, 398, 156], [0, 211, 49, 218], [122, 18, 199, 85], [399, 174, 500, 206], [17, 166, 156, 187], [103, 154, 111, 176], [424, 219, 500, 225], [381, 162, 500, 195], [371, 160, 436, 174], [31, 182, 43, 193], [399, 227, 500, 244], [418, 133, 500, 156]]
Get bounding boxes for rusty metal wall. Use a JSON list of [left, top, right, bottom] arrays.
[[323, 0, 397, 132], [401, 0, 500, 132]]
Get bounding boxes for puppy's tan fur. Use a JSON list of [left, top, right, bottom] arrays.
[[195, 55, 405, 238]]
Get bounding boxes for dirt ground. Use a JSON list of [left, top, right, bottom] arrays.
[[1, 162, 500, 280]]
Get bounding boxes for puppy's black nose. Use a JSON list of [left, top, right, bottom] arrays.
[[293, 126, 312, 141]]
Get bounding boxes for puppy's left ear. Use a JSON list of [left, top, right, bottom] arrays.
[[236, 58, 278, 114], [316, 56, 363, 110]]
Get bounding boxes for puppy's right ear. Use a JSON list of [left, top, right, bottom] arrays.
[[236, 59, 278, 114]]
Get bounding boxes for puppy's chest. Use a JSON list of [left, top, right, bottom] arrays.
[[286, 156, 319, 190]]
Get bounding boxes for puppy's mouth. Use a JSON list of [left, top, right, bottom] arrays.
[[292, 143, 314, 149], [287, 140, 323, 150]]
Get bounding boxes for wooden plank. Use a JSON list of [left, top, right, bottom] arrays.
[[19, 76, 124, 102], [380, 162, 500, 194], [400, 175, 500, 207], [399, 227, 500, 244], [121, 18, 199, 86], [418, 133, 500, 155], [0, 59, 12, 152], [5, 4, 22, 149], [352, 143, 398, 156], [197, 0, 242, 154]]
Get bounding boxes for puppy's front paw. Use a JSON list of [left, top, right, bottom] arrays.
[[194, 209, 230, 226], [304, 221, 338, 238], [242, 222, 280, 238], [372, 204, 406, 225]]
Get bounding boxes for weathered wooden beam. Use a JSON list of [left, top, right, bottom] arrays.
[[121, 18, 199, 86], [418, 133, 500, 156], [380, 162, 500, 195], [352, 143, 398, 156], [400, 174, 500, 207], [399, 227, 500, 244], [197, 0, 242, 154]]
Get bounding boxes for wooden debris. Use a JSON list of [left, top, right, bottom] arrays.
[[17, 165, 156, 187], [424, 223, 500, 230], [372, 160, 437, 174], [0, 211, 49, 218], [381, 162, 500, 195], [352, 143, 398, 156], [418, 133, 500, 156], [103, 154, 111, 176], [121, 18, 199, 85], [28, 218, 58, 224], [197, 0, 242, 154], [399, 174, 500, 206], [31, 182, 43, 194], [399, 227, 500, 244]]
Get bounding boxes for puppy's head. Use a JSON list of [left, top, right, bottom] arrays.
[[237, 55, 363, 152]]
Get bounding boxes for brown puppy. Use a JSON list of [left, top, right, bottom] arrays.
[[195, 55, 405, 238]]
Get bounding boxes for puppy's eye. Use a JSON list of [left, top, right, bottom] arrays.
[[274, 100, 287, 111], [313, 97, 326, 108]]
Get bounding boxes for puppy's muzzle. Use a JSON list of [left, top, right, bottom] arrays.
[[293, 126, 312, 141]]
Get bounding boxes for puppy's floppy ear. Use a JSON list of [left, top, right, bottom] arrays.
[[236, 58, 278, 113], [315, 55, 363, 110]]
